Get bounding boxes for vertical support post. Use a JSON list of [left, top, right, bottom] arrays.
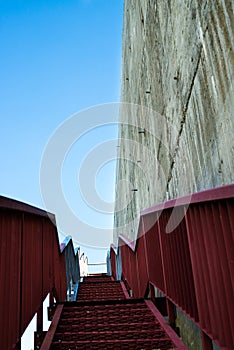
[[48, 291, 57, 321], [14, 341, 21, 350], [167, 299, 176, 325], [35, 303, 46, 349], [157, 219, 176, 325], [49, 291, 54, 307], [201, 331, 213, 350], [143, 225, 149, 277], [37, 303, 43, 333], [149, 282, 156, 304]]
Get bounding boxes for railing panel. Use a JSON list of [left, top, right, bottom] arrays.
[[0, 196, 79, 349], [143, 213, 165, 292], [0, 211, 21, 350], [120, 242, 131, 289], [158, 208, 198, 321], [129, 248, 139, 297], [186, 199, 234, 348], [135, 235, 148, 297], [115, 185, 234, 349], [21, 214, 43, 333], [42, 219, 55, 300]]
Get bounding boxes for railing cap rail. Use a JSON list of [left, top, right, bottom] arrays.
[[0, 195, 55, 221], [141, 184, 234, 216], [119, 233, 136, 251], [118, 184, 234, 252]]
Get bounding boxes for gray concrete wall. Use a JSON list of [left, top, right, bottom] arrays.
[[114, 0, 234, 243]]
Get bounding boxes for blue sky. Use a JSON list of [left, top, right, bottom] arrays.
[[0, 0, 123, 263], [1, 1, 123, 347]]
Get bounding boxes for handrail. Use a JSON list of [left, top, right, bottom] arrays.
[[141, 183, 234, 215], [0, 196, 80, 350], [0, 195, 55, 219], [118, 233, 136, 251], [111, 184, 234, 349], [88, 262, 107, 265]]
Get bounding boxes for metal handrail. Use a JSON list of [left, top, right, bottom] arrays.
[[0, 196, 80, 350], [110, 184, 234, 349]]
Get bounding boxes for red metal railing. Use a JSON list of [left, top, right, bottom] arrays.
[[0, 196, 79, 350], [111, 184, 234, 349]]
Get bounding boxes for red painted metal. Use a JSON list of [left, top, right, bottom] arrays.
[[21, 213, 44, 333], [145, 300, 187, 350], [0, 210, 22, 350], [185, 199, 234, 348], [116, 184, 234, 349], [142, 213, 165, 293], [0, 196, 72, 350], [120, 281, 130, 299], [40, 305, 64, 350], [135, 220, 148, 297], [42, 278, 187, 349], [157, 208, 198, 321], [77, 280, 126, 302]]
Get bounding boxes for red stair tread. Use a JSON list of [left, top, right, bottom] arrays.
[[57, 321, 162, 333], [76, 281, 126, 302], [83, 276, 113, 283], [51, 338, 175, 350], [43, 276, 187, 350]]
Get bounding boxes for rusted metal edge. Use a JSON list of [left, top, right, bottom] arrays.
[[141, 184, 234, 216], [145, 300, 188, 349], [40, 304, 64, 350], [0, 195, 55, 222]]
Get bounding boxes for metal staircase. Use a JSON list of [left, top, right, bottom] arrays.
[[1, 185, 233, 349], [41, 275, 187, 349]]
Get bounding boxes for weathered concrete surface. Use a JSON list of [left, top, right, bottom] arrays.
[[114, 0, 234, 242], [114, 1, 234, 348]]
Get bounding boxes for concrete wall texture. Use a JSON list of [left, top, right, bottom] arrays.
[[114, 0, 234, 243]]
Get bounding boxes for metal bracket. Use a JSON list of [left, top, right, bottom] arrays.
[[34, 330, 47, 350], [47, 304, 56, 321]]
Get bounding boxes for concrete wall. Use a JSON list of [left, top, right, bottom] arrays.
[[114, 0, 234, 243]]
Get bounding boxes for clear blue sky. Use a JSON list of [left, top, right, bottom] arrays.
[[0, 0, 124, 263]]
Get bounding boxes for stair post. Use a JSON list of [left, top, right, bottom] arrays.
[[201, 331, 213, 350], [34, 303, 46, 350]]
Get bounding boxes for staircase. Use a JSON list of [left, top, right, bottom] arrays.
[[76, 277, 127, 302], [41, 275, 187, 349]]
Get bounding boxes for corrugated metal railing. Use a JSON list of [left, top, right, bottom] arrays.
[[110, 184, 234, 349], [0, 196, 80, 350]]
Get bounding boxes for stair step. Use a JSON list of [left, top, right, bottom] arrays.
[[51, 338, 174, 350], [54, 329, 170, 341], [42, 278, 186, 350], [83, 277, 113, 283], [62, 303, 148, 313], [62, 306, 152, 316], [57, 321, 160, 333], [77, 282, 126, 300], [58, 314, 156, 325]]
